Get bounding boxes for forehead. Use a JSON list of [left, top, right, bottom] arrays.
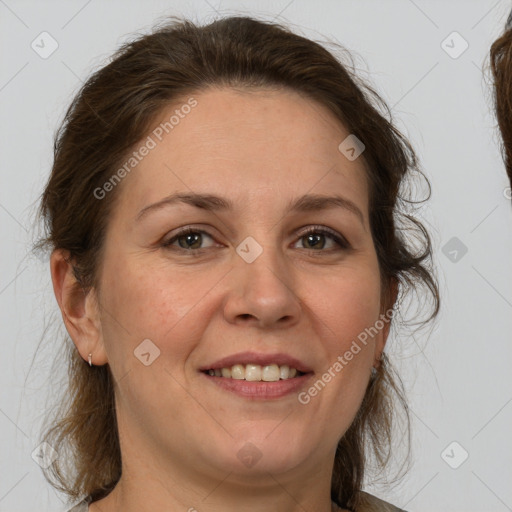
[[114, 86, 369, 219]]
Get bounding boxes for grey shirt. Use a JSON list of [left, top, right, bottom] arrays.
[[66, 499, 89, 512]]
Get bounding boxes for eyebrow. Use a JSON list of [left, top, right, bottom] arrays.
[[135, 192, 365, 225]]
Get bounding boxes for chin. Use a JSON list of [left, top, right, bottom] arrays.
[[215, 432, 315, 476]]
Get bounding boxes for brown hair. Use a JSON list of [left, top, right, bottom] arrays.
[[35, 15, 439, 510], [490, 17, 512, 188]]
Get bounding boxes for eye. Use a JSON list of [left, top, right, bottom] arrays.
[[161, 228, 216, 252], [161, 225, 350, 255], [293, 226, 349, 251]]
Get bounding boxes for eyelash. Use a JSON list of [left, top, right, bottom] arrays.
[[161, 225, 350, 255]]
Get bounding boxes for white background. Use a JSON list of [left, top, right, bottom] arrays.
[[1, 1, 512, 511]]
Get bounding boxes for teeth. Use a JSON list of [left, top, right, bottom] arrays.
[[262, 364, 280, 382], [245, 364, 262, 381], [206, 363, 302, 381], [231, 364, 245, 380]]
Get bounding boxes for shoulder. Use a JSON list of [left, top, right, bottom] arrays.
[[355, 491, 407, 512]]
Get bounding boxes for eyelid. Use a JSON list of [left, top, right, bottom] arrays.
[[296, 224, 350, 249], [161, 225, 219, 248]]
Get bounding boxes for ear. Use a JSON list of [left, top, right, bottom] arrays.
[[373, 276, 399, 366], [50, 249, 108, 366]]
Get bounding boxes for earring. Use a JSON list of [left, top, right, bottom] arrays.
[[88, 353, 93, 367], [371, 366, 378, 379]]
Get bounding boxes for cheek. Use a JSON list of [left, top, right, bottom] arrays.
[[310, 266, 382, 342], [307, 266, 382, 389], [99, 256, 223, 361], [97, 258, 215, 421]]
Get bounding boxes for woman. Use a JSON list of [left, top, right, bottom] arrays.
[[36, 15, 439, 512]]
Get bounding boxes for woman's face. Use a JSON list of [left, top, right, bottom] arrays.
[[90, 87, 390, 481]]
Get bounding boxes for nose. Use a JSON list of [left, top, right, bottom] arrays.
[[222, 239, 302, 329]]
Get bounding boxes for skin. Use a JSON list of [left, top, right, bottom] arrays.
[[51, 86, 396, 512]]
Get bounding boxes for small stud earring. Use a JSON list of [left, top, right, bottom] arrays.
[[88, 353, 93, 367]]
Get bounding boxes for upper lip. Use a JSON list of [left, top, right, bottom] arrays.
[[199, 351, 313, 373]]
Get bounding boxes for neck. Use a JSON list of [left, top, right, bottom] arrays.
[[89, 437, 338, 512]]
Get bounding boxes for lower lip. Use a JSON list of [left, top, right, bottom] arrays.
[[200, 371, 313, 399]]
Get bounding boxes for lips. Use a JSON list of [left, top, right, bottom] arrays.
[[198, 351, 314, 399]]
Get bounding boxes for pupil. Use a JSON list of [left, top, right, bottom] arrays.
[[306, 234, 324, 249], [180, 233, 200, 249]]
